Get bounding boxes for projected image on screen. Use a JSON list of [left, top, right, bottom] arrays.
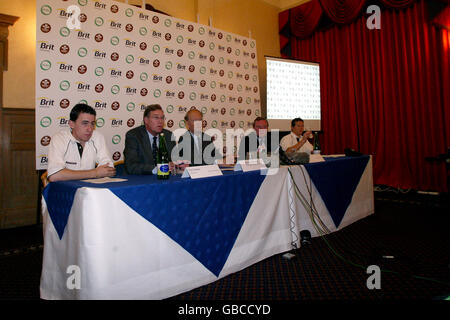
[[266, 57, 321, 131]]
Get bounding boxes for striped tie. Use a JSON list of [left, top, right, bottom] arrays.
[[152, 135, 158, 163]]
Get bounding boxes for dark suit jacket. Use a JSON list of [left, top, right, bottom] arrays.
[[124, 126, 176, 175], [238, 132, 275, 161], [174, 131, 221, 166]]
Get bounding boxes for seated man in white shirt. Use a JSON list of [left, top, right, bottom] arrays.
[[47, 103, 116, 182], [279, 117, 313, 156]]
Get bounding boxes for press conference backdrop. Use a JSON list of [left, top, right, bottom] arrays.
[[266, 56, 321, 131], [36, 0, 261, 170]]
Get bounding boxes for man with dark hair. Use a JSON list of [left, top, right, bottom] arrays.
[[280, 117, 313, 155], [124, 104, 176, 174], [238, 117, 275, 160], [47, 103, 115, 182], [175, 109, 220, 166]]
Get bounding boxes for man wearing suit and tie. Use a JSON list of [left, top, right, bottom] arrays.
[[238, 117, 274, 161], [176, 109, 220, 166], [124, 104, 177, 175]]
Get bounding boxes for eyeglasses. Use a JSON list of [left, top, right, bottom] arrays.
[[150, 116, 165, 121]]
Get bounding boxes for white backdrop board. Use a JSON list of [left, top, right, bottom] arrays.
[[36, 0, 261, 169]]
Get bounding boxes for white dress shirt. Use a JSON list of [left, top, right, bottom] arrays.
[[280, 132, 313, 154], [47, 130, 113, 178]]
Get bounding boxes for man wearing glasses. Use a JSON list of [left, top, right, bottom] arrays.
[[124, 104, 177, 175]]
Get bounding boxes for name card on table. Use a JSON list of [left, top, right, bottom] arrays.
[[234, 159, 267, 172], [181, 164, 223, 179], [309, 154, 326, 163]]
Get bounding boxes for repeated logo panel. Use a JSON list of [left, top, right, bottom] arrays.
[[36, 0, 261, 169]]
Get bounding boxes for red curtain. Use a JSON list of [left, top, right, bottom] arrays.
[[378, 0, 416, 8], [290, 1, 323, 38], [318, 0, 367, 24], [284, 0, 449, 192]]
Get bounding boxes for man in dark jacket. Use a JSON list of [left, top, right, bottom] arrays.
[[124, 104, 176, 175], [175, 109, 221, 166], [238, 117, 274, 161]]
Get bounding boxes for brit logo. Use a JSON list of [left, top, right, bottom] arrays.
[[153, 74, 163, 82], [152, 30, 162, 38], [76, 82, 90, 92], [94, 101, 107, 110], [125, 39, 136, 48], [125, 86, 137, 95], [94, 50, 107, 59], [38, 98, 55, 108], [77, 31, 90, 40], [139, 12, 149, 20], [110, 69, 122, 77], [110, 21, 121, 29], [57, 62, 73, 72], [111, 119, 123, 127], [139, 57, 150, 65]]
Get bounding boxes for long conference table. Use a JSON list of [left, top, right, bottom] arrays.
[[40, 155, 374, 299]]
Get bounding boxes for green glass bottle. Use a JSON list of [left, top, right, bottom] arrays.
[[313, 131, 321, 154], [157, 133, 170, 180]]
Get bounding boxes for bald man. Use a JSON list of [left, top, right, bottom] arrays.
[[175, 109, 221, 166]]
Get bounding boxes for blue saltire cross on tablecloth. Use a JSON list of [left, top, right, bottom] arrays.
[[303, 155, 370, 228], [42, 170, 266, 277]]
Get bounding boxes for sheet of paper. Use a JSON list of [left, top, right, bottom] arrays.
[[234, 159, 267, 172], [309, 154, 326, 163], [81, 177, 128, 184], [181, 165, 223, 179]]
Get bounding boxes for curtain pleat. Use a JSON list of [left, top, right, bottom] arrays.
[[379, 0, 416, 9], [282, 0, 449, 192], [290, 1, 323, 38], [318, 0, 367, 24]]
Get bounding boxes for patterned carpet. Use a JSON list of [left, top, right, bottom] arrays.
[[0, 191, 449, 300]]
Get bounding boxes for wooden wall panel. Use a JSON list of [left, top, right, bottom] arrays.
[[0, 108, 38, 228]]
